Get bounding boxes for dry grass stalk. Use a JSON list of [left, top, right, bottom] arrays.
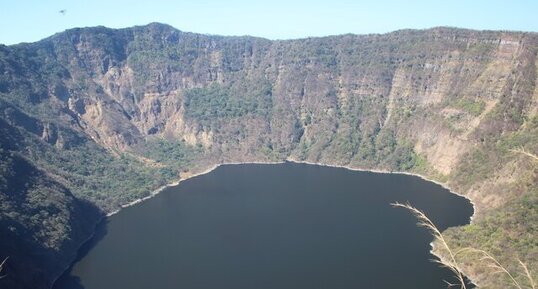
[[455, 248, 536, 289], [518, 260, 536, 289], [393, 202, 536, 289], [457, 248, 522, 289], [392, 202, 468, 289], [510, 147, 538, 163], [0, 257, 7, 279]]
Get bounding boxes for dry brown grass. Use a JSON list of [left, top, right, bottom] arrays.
[[454, 248, 536, 289], [392, 202, 470, 288], [510, 148, 538, 162], [0, 257, 7, 279], [392, 202, 536, 289]]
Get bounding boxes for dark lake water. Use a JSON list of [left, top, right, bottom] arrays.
[[54, 162, 474, 289]]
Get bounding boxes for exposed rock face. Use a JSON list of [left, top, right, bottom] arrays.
[[0, 23, 536, 288]]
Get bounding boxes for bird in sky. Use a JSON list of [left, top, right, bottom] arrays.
[[59, 9, 66, 16]]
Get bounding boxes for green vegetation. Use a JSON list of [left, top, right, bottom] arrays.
[[446, 193, 537, 288], [453, 116, 538, 191], [0, 133, 102, 289], [446, 118, 538, 288], [452, 99, 486, 116], [184, 84, 251, 124], [411, 153, 450, 183], [19, 130, 172, 212], [183, 82, 272, 127], [140, 138, 202, 179], [395, 203, 536, 289]]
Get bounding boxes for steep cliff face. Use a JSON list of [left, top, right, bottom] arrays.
[[0, 24, 536, 288]]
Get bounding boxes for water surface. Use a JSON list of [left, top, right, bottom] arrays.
[[54, 162, 473, 289]]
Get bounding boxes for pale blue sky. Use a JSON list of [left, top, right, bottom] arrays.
[[0, 0, 536, 45]]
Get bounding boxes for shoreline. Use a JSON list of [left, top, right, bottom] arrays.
[[106, 157, 477, 221], [285, 157, 477, 222], [106, 160, 285, 217], [284, 158, 477, 287], [53, 157, 477, 288]]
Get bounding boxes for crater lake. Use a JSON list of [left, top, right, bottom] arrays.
[[54, 162, 474, 289]]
